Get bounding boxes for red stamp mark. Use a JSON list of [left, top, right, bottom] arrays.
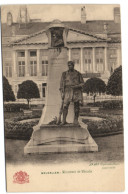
[[13, 171, 29, 184]]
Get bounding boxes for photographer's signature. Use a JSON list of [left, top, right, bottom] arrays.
[[89, 161, 119, 169]]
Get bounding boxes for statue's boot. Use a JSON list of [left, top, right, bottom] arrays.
[[61, 108, 68, 125], [73, 111, 79, 125], [74, 101, 80, 125]]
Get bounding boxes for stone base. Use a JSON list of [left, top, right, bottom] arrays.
[[24, 124, 98, 154]]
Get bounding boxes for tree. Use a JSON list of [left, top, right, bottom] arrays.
[[3, 76, 15, 102], [107, 66, 122, 96], [17, 80, 40, 108], [83, 77, 106, 104]]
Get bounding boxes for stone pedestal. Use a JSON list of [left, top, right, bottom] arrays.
[[24, 124, 98, 154]]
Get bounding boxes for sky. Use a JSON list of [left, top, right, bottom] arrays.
[[1, 4, 120, 23]]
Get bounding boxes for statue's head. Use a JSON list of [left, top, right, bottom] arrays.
[[68, 61, 74, 71]]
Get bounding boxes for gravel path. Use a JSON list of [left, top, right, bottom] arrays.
[[19, 116, 103, 124], [19, 118, 39, 123]]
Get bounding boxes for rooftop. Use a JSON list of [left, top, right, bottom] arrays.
[[1, 20, 121, 37]]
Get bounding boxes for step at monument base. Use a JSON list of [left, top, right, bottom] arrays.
[[24, 124, 98, 154]]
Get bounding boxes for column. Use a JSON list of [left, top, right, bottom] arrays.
[[80, 48, 84, 73], [12, 50, 17, 77], [39, 83, 42, 98], [37, 49, 40, 76], [68, 48, 71, 61], [92, 47, 96, 72], [104, 47, 108, 71], [25, 50, 29, 76]]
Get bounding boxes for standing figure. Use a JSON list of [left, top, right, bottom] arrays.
[[59, 61, 84, 125]]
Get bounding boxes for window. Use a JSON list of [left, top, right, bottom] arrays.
[[74, 59, 80, 64], [42, 83, 47, 98], [5, 63, 12, 77], [109, 49, 117, 58], [41, 50, 48, 76], [95, 48, 104, 72], [42, 56, 48, 76], [84, 48, 92, 72], [17, 51, 25, 77], [71, 48, 80, 71], [30, 61, 37, 76], [17, 51, 25, 57], [108, 48, 117, 72], [110, 62, 116, 73], [18, 61, 25, 77], [42, 60, 48, 64], [42, 60, 48, 76], [30, 51, 37, 57]]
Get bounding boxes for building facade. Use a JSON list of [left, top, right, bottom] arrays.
[[2, 6, 121, 100]]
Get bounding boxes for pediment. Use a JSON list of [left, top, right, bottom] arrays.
[[67, 30, 98, 42], [11, 27, 106, 46], [13, 32, 48, 45]]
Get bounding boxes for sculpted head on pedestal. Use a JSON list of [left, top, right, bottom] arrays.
[[46, 20, 68, 48]]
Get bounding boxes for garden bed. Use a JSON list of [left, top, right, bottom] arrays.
[[4, 103, 123, 140], [82, 116, 123, 137], [4, 120, 38, 140]]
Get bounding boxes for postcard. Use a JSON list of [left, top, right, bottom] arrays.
[[1, 4, 124, 192]]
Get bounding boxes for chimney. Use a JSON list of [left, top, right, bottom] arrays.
[[81, 6, 86, 24], [17, 5, 30, 28], [7, 12, 13, 26], [104, 22, 108, 32], [113, 7, 120, 23]]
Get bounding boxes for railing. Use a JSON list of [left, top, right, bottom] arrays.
[[4, 95, 122, 105], [83, 95, 123, 103]]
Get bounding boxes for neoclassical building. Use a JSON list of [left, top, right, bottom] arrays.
[[2, 6, 121, 99]]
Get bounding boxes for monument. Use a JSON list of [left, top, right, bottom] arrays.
[[24, 20, 98, 154]]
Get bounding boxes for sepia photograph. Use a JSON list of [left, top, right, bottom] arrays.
[[1, 3, 125, 192]]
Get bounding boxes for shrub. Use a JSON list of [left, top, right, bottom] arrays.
[[102, 100, 123, 109], [107, 66, 122, 96], [83, 77, 106, 103], [3, 76, 15, 102], [17, 80, 40, 108]]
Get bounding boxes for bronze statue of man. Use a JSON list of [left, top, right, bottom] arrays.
[[59, 61, 84, 125]]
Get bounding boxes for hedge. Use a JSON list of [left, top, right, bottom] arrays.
[[12, 113, 41, 122], [4, 103, 44, 112], [87, 100, 123, 109], [4, 103, 29, 112]]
